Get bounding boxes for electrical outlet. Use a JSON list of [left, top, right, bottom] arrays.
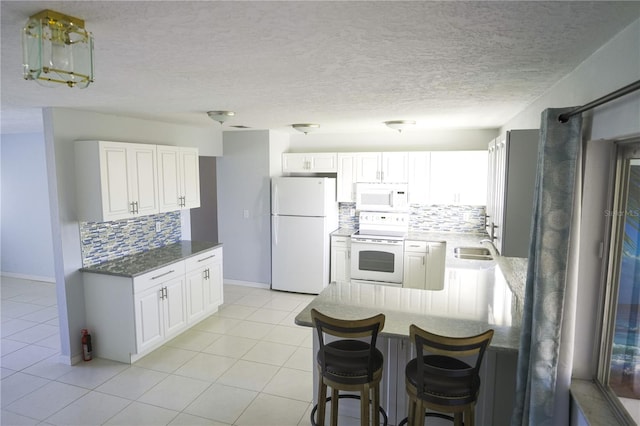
[[243, 209, 250, 219], [155, 221, 161, 232]]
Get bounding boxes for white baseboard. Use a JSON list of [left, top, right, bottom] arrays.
[[224, 279, 270, 290], [1, 272, 55, 283]]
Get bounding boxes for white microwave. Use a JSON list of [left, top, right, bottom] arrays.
[[355, 183, 409, 212]]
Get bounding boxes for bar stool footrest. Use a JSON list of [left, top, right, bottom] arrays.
[[398, 412, 457, 426], [310, 394, 388, 426]]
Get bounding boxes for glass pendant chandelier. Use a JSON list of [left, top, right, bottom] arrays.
[[22, 10, 94, 88]]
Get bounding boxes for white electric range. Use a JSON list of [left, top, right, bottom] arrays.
[[350, 212, 409, 286]]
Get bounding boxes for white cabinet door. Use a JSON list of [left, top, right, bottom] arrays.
[[185, 247, 223, 322], [163, 277, 187, 338], [337, 154, 357, 202], [128, 144, 159, 217], [185, 267, 207, 323], [425, 242, 446, 290], [157, 146, 200, 212], [180, 147, 201, 209], [99, 142, 132, 220], [355, 153, 382, 182], [282, 153, 337, 173], [206, 253, 223, 310], [330, 236, 351, 283], [282, 153, 308, 172], [157, 146, 181, 212], [381, 152, 409, 182], [309, 153, 338, 172], [408, 152, 430, 205], [134, 286, 164, 353], [403, 251, 426, 289], [429, 151, 488, 205]]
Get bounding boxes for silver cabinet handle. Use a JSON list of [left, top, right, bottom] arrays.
[[159, 288, 164, 299], [163, 287, 168, 299], [197, 254, 216, 262], [151, 270, 175, 280], [130, 202, 136, 214]]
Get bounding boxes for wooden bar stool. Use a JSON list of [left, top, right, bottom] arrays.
[[310, 308, 387, 426], [403, 325, 494, 426]]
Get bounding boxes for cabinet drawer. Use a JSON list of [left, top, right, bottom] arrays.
[[134, 262, 185, 294], [185, 248, 221, 272], [404, 240, 428, 252], [331, 236, 351, 247]]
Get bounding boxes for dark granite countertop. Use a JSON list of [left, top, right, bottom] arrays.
[[80, 240, 222, 278]]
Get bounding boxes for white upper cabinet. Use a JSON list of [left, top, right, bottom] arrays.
[[429, 151, 488, 205], [486, 129, 539, 257], [157, 146, 200, 212], [282, 153, 337, 173], [407, 152, 431, 205], [381, 152, 409, 183], [355, 153, 382, 182], [354, 152, 409, 183], [337, 153, 358, 202], [75, 140, 159, 222], [337, 152, 408, 202]]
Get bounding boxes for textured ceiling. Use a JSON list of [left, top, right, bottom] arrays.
[[1, 1, 640, 134]]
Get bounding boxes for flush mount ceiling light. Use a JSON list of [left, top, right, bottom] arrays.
[[292, 123, 320, 135], [22, 9, 94, 88], [207, 111, 235, 125], [384, 120, 416, 133]]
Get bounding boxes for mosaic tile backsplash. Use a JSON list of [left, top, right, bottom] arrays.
[[80, 212, 182, 267], [338, 202, 486, 233]]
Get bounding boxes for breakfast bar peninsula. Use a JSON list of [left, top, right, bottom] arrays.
[[295, 261, 522, 426]]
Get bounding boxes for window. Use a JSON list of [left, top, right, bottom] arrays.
[[599, 141, 640, 424]]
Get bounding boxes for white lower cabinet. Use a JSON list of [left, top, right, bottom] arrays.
[[83, 246, 223, 363], [185, 248, 224, 323], [330, 235, 351, 283], [402, 240, 446, 290], [134, 270, 187, 355]]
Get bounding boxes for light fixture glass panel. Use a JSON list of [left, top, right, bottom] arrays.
[[23, 10, 94, 88]]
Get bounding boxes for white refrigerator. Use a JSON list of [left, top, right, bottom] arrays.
[[271, 177, 338, 294]]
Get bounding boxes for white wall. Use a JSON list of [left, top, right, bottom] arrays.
[[288, 128, 498, 152], [45, 108, 222, 363], [0, 133, 55, 281], [217, 130, 289, 286]]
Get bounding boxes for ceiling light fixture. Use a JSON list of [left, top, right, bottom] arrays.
[[207, 111, 235, 125], [22, 10, 94, 88], [384, 120, 416, 133], [292, 123, 320, 135]]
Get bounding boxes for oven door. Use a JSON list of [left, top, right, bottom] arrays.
[[350, 237, 404, 284]]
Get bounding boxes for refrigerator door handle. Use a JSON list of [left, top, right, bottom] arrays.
[[273, 216, 278, 246], [273, 183, 278, 215]]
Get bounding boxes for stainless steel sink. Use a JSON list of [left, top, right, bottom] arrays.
[[453, 247, 493, 260]]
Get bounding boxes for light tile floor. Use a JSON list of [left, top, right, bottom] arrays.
[[0, 276, 364, 426]]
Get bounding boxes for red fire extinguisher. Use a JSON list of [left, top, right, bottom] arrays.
[[81, 329, 93, 361]]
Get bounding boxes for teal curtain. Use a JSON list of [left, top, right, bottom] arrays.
[[511, 107, 582, 426]]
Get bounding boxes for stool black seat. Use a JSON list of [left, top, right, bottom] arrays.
[[404, 325, 494, 426], [311, 308, 386, 426]]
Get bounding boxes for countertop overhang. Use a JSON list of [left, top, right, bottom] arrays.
[[295, 280, 522, 352], [79, 240, 222, 277]]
